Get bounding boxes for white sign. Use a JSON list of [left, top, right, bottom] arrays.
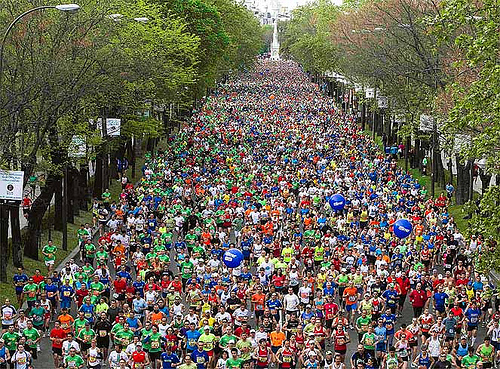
[[365, 88, 375, 98], [96, 118, 121, 137], [377, 96, 388, 109], [69, 135, 86, 158], [419, 114, 434, 132], [106, 118, 121, 136], [0, 170, 24, 201]]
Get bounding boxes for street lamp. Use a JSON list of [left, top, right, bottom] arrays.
[[0, 4, 80, 93], [0, 4, 79, 253]]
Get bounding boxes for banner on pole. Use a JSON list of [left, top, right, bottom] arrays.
[[0, 170, 24, 201]]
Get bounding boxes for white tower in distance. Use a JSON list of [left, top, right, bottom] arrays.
[[270, 0, 280, 60]]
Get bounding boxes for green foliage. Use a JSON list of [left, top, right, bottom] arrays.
[[156, 0, 262, 98], [280, 0, 340, 74], [435, 0, 500, 177]]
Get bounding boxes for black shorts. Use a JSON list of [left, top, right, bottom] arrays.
[[27, 347, 37, 360], [467, 325, 478, 331], [335, 348, 346, 355], [52, 347, 63, 356], [97, 338, 110, 348], [149, 351, 161, 361], [1, 324, 12, 330]]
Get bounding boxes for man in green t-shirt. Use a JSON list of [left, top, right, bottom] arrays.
[[28, 301, 46, 331], [65, 347, 85, 369], [23, 320, 41, 359], [22, 278, 38, 309], [2, 325, 20, 355], [461, 347, 480, 369], [84, 240, 96, 266], [226, 348, 244, 369], [42, 240, 57, 272], [181, 260, 194, 289]]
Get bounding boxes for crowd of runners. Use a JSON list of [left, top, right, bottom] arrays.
[[1, 60, 498, 369]]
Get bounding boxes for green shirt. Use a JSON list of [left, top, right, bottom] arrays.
[[23, 283, 38, 301], [65, 354, 85, 368], [42, 244, 57, 261], [219, 334, 237, 348], [85, 244, 96, 258], [1, 331, 20, 351], [145, 332, 163, 352], [74, 318, 88, 335], [115, 329, 134, 346], [181, 261, 194, 279], [29, 306, 46, 327], [461, 354, 480, 369], [77, 328, 96, 344], [23, 327, 40, 348], [226, 357, 244, 369], [361, 332, 376, 350]]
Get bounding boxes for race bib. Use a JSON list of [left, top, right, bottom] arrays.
[[283, 356, 292, 363], [151, 341, 160, 349], [64, 291, 71, 297], [99, 330, 107, 337], [85, 312, 92, 318], [349, 296, 356, 302]]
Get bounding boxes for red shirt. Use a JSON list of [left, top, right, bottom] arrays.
[[114, 279, 127, 294], [50, 328, 66, 348], [132, 350, 146, 363], [396, 277, 411, 296], [32, 274, 44, 284], [75, 289, 89, 307], [409, 289, 428, 308]]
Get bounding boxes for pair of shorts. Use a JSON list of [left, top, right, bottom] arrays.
[[52, 347, 63, 356], [346, 304, 357, 312]]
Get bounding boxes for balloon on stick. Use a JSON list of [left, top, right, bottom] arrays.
[[223, 248, 244, 268], [329, 194, 346, 211], [393, 219, 413, 239]]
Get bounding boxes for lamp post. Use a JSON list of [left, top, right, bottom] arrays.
[[0, 4, 79, 256], [0, 4, 80, 89]]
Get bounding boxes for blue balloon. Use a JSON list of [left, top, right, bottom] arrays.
[[329, 194, 346, 211], [223, 249, 244, 268], [393, 219, 413, 239]]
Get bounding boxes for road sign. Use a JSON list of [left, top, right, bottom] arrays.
[[0, 170, 24, 201]]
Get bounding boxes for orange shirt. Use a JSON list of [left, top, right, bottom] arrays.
[[343, 287, 358, 305], [270, 331, 286, 347], [251, 293, 266, 311], [58, 314, 75, 333]]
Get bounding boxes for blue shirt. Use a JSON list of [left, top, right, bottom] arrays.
[[185, 330, 201, 351], [59, 285, 74, 301], [382, 290, 398, 307], [433, 292, 448, 308], [191, 349, 209, 369], [465, 308, 481, 326], [161, 352, 180, 369]]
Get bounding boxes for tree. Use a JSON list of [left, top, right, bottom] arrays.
[[280, 0, 340, 75]]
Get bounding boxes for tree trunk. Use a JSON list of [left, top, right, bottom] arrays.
[[413, 138, 421, 169], [67, 167, 77, 223], [455, 155, 472, 205], [24, 176, 56, 259], [0, 204, 8, 282], [54, 176, 63, 231], [93, 155, 103, 197], [479, 168, 492, 195], [10, 204, 23, 268], [79, 165, 89, 211]]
